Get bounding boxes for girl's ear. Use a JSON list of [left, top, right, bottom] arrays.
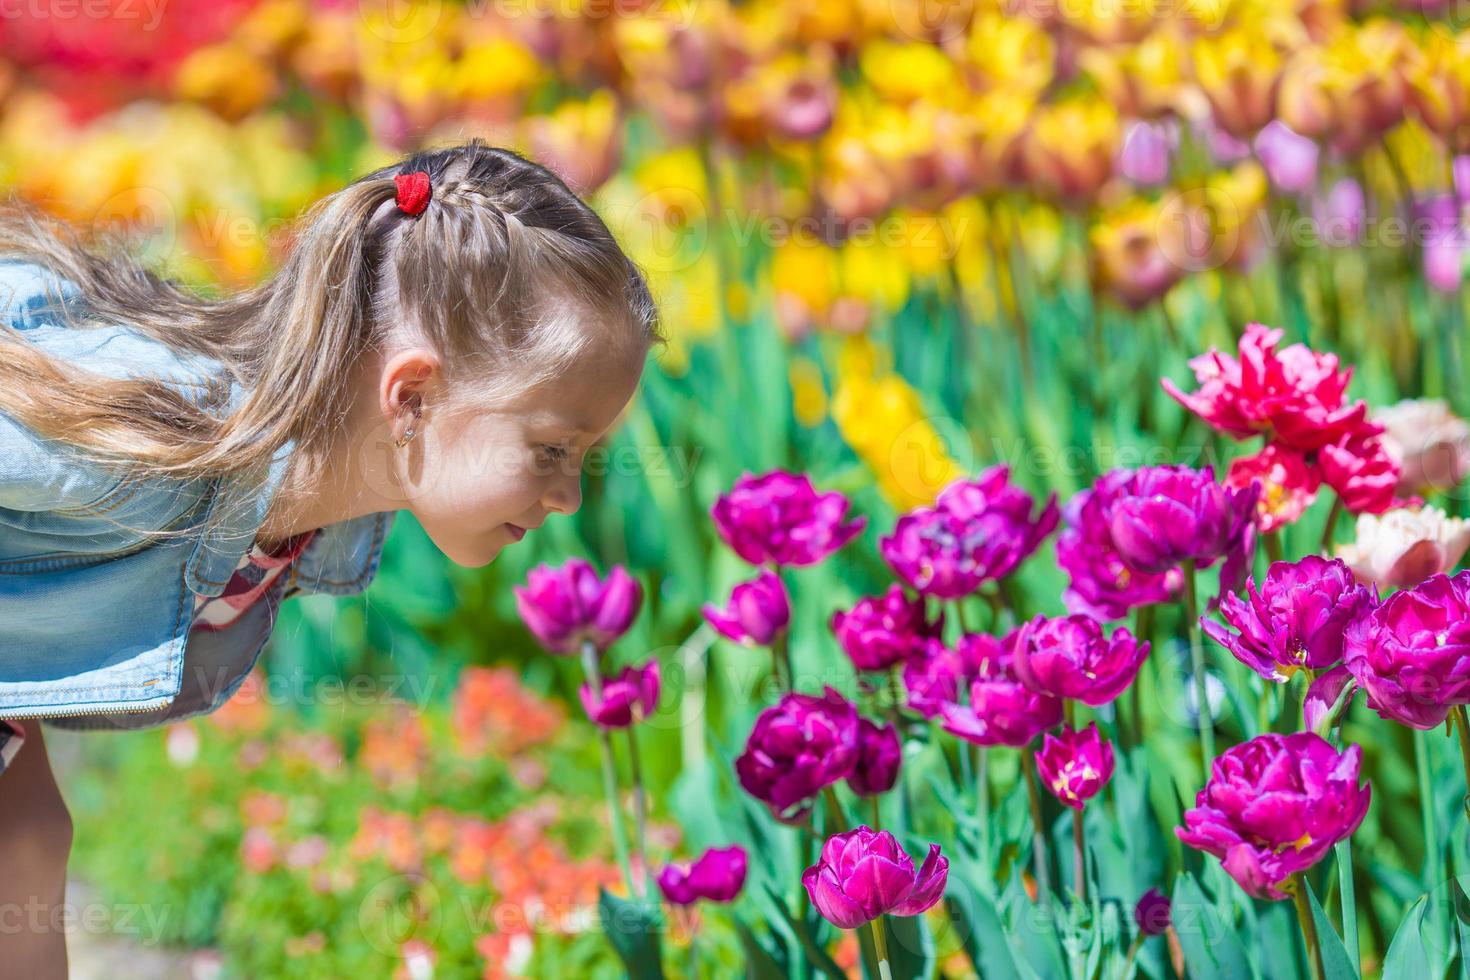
[[379, 348, 440, 419]]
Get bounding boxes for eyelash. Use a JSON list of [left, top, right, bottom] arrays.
[[539, 444, 570, 462]]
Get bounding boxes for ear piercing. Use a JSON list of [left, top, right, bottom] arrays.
[[395, 405, 422, 448]]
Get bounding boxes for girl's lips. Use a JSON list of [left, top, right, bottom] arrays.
[[506, 524, 527, 541]]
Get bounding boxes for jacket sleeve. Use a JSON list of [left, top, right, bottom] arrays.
[[0, 258, 124, 512], [0, 256, 85, 332]]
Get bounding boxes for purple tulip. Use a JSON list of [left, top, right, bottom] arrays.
[[1343, 570, 1470, 729], [903, 634, 1001, 720], [1176, 732, 1371, 901], [1312, 179, 1365, 247], [1118, 119, 1174, 187], [831, 585, 945, 673], [1012, 614, 1149, 705], [735, 687, 860, 822], [802, 826, 948, 929], [881, 466, 1059, 599], [712, 471, 866, 567], [939, 630, 1063, 747], [1057, 471, 1183, 621], [515, 559, 642, 655], [1254, 120, 1319, 194], [578, 660, 660, 729], [1203, 556, 1378, 683], [1106, 465, 1258, 576], [1134, 888, 1172, 936], [656, 845, 748, 905], [703, 570, 790, 646], [1419, 194, 1467, 294], [846, 718, 901, 797], [1035, 723, 1115, 810]]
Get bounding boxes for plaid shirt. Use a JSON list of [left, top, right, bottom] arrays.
[[190, 529, 320, 633]]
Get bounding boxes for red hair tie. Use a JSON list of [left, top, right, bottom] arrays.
[[394, 171, 432, 215]]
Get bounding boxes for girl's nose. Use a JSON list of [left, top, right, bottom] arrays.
[[542, 472, 582, 516]]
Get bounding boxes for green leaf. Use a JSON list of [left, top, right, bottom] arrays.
[[855, 914, 935, 980], [761, 883, 848, 980], [1381, 894, 1432, 980], [1171, 872, 1251, 980], [942, 873, 1023, 980], [1305, 877, 1360, 980], [734, 915, 790, 980], [597, 887, 666, 980]]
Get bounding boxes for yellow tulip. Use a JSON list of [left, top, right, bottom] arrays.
[[832, 347, 965, 509], [1021, 97, 1120, 205], [173, 44, 279, 123], [1192, 25, 1287, 137]]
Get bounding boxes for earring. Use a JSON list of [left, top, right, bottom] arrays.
[[395, 405, 421, 448]]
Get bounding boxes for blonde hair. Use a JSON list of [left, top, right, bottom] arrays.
[[0, 139, 663, 543]]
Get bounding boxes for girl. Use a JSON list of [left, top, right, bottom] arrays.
[[0, 138, 662, 978]]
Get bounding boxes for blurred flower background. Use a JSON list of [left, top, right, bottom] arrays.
[[7, 0, 1470, 976]]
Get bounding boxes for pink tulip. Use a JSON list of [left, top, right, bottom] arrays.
[[802, 826, 948, 929], [703, 570, 790, 646], [1035, 723, 1115, 810], [578, 660, 659, 729], [515, 559, 642, 655]]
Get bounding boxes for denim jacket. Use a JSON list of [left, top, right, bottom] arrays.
[[0, 258, 395, 728]]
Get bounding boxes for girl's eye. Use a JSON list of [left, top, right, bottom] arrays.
[[539, 444, 570, 462]]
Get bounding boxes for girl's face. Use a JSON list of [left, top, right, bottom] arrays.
[[376, 348, 645, 568]]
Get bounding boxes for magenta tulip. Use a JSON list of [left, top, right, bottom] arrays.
[[515, 559, 642, 655], [1106, 465, 1258, 575], [578, 660, 659, 729], [881, 466, 1058, 598], [831, 585, 944, 673], [1343, 570, 1470, 729], [939, 630, 1063, 747], [1057, 471, 1181, 621], [846, 718, 901, 797], [1203, 556, 1377, 683], [703, 570, 790, 646], [1134, 888, 1172, 936], [1012, 614, 1149, 705], [1035, 723, 1115, 810], [802, 826, 948, 929], [735, 687, 860, 822], [903, 633, 1002, 720], [1176, 732, 1371, 901], [657, 846, 748, 905], [712, 471, 866, 567]]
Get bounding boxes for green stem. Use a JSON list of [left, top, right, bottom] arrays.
[[1128, 605, 1153, 749], [772, 625, 793, 693], [1318, 496, 1344, 556], [1120, 932, 1145, 979], [822, 784, 850, 833], [1292, 875, 1326, 980], [1415, 725, 1448, 962], [1073, 807, 1087, 904], [869, 916, 893, 980], [1182, 560, 1215, 775], [1264, 529, 1284, 565], [976, 745, 990, 861], [1454, 706, 1470, 824], [581, 641, 637, 898], [626, 723, 650, 896], [1335, 839, 1359, 977], [1022, 745, 1052, 898], [870, 794, 882, 830]]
